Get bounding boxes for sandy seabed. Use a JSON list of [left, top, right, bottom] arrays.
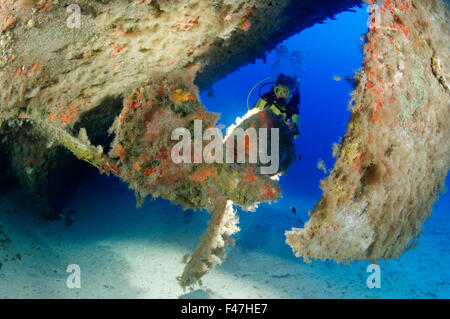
[[0, 172, 449, 299]]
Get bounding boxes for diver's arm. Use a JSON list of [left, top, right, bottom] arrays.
[[292, 113, 300, 139], [287, 90, 301, 139]]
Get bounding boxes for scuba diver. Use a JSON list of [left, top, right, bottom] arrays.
[[252, 74, 301, 139], [226, 73, 300, 174]]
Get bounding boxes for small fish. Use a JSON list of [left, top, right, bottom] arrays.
[[290, 206, 296, 214], [57, 210, 76, 227], [298, 155, 302, 161], [317, 160, 327, 174], [333, 75, 342, 82], [65, 216, 74, 227]]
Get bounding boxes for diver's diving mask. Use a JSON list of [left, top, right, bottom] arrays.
[[274, 85, 290, 99]]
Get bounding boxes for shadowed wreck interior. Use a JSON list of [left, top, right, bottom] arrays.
[[0, 0, 448, 289]]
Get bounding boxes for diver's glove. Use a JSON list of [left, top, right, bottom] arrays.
[[292, 123, 300, 139]]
